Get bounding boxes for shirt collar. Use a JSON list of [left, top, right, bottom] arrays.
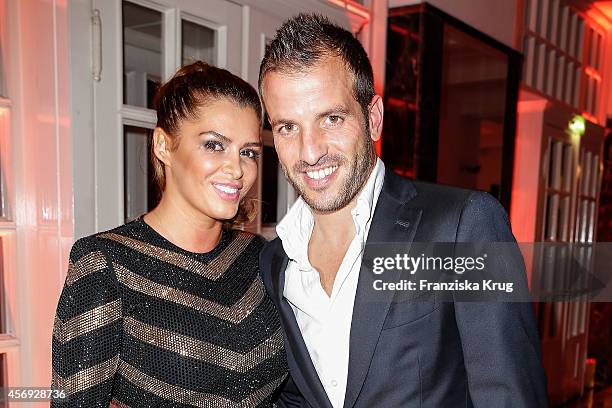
[[276, 158, 385, 267]]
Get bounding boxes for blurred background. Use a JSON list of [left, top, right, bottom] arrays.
[[0, 0, 611, 406]]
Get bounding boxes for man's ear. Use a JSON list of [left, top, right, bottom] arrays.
[[152, 128, 172, 167], [368, 95, 384, 142]]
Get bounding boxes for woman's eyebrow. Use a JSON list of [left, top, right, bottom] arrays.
[[201, 131, 262, 148], [200, 131, 231, 144]]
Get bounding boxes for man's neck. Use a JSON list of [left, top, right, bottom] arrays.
[[308, 204, 355, 297], [311, 201, 356, 241]]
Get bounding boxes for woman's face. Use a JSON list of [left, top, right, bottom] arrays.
[[160, 98, 261, 223]]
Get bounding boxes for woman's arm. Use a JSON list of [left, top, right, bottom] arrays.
[[51, 236, 122, 407]]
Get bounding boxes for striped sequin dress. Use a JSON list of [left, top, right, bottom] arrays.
[[51, 216, 288, 407]]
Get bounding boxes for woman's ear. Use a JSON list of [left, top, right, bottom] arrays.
[[152, 128, 172, 167]]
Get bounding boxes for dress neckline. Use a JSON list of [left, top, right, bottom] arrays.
[[135, 215, 234, 259]]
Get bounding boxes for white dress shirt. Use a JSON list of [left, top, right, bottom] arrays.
[[276, 158, 385, 408]]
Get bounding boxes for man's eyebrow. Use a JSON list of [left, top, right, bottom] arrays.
[[268, 117, 294, 127], [268, 106, 350, 127], [315, 106, 350, 121]]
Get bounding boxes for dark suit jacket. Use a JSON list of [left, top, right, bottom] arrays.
[[260, 169, 548, 408]]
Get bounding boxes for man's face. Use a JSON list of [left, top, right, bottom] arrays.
[[262, 56, 377, 213]]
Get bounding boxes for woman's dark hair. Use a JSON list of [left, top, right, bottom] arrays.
[[151, 61, 262, 226], [258, 13, 375, 127]]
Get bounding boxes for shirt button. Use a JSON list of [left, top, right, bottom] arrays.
[[331, 380, 338, 387]]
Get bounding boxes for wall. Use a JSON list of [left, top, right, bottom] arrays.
[[388, 0, 518, 50], [6, 0, 73, 398]]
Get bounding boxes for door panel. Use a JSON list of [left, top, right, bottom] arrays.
[[92, 0, 242, 231]]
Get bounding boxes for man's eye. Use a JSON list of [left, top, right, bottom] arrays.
[[241, 149, 260, 160], [204, 140, 224, 151], [277, 124, 296, 134], [325, 115, 344, 126]]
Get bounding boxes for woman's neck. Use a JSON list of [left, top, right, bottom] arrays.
[[144, 195, 223, 253]]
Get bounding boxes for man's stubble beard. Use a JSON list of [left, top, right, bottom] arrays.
[[280, 123, 376, 214]]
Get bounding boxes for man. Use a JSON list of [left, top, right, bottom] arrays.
[[258, 13, 548, 408]]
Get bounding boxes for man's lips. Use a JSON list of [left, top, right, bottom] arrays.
[[300, 164, 340, 188]]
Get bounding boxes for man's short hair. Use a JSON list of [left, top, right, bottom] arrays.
[[258, 13, 375, 124]]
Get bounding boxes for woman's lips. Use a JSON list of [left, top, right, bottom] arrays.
[[212, 182, 241, 202]]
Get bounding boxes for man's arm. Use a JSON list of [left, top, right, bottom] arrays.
[[454, 191, 548, 408], [275, 375, 304, 408]]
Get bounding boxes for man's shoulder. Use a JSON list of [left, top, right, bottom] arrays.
[[410, 179, 475, 204], [258, 236, 284, 290]]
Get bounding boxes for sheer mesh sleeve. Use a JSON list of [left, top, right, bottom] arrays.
[[51, 236, 122, 407]]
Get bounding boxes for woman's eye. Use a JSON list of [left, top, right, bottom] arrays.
[[204, 140, 224, 151], [241, 149, 260, 160]]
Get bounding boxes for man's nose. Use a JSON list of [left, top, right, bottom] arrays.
[[299, 128, 327, 166]]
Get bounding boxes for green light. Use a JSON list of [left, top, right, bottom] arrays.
[[568, 115, 586, 136]]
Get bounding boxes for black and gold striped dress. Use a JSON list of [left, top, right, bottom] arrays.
[[51, 216, 288, 407]]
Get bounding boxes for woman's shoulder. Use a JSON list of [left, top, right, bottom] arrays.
[[69, 219, 142, 258]]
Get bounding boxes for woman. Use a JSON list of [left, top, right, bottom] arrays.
[[51, 62, 287, 407]]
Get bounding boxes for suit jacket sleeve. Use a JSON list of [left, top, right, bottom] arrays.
[[259, 242, 305, 408], [275, 375, 305, 408], [453, 191, 548, 408]]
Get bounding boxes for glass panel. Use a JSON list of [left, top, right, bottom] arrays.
[[590, 154, 599, 198], [592, 80, 598, 115], [536, 42, 546, 91], [588, 201, 595, 242], [560, 196, 570, 241], [382, 11, 419, 177], [562, 143, 573, 192], [550, 0, 560, 46], [437, 24, 508, 198], [549, 141, 563, 190], [568, 12, 577, 58], [539, 0, 549, 38], [559, 6, 569, 53], [564, 61, 574, 105], [596, 33, 603, 69], [545, 193, 559, 240], [181, 20, 217, 67], [545, 49, 556, 96], [573, 66, 581, 108], [0, 236, 4, 334], [528, 0, 540, 33], [123, 1, 163, 109], [0, 111, 8, 219], [575, 18, 584, 62], [587, 27, 594, 66], [0, 354, 5, 408], [582, 151, 592, 196], [0, 39, 5, 98], [580, 199, 588, 242], [555, 54, 565, 101], [123, 126, 160, 222], [524, 36, 536, 87]]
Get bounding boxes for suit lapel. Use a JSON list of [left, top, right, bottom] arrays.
[[271, 249, 334, 408], [343, 171, 423, 408]]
